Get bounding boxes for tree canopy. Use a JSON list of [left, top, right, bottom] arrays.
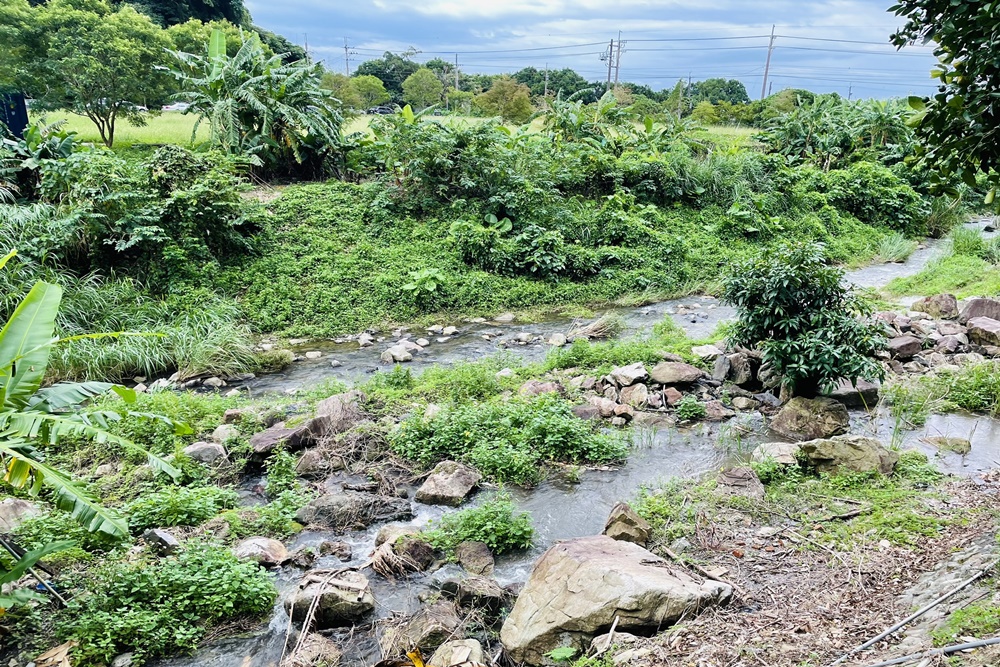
[[474, 76, 533, 124], [891, 0, 1000, 199], [354, 52, 420, 104], [125, 0, 248, 26], [689, 78, 750, 106], [352, 74, 390, 108], [402, 67, 444, 109]]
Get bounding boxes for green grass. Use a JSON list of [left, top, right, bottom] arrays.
[[31, 110, 211, 147], [635, 451, 950, 550], [885, 227, 1000, 298], [874, 232, 919, 263], [884, 361, 1000, 423], [422, 491, 534, 555], [932, 596, 1000, 646]]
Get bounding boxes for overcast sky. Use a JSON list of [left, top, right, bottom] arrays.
[[246, 0, 940, 99]]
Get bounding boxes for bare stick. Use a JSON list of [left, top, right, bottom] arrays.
[[831, 556, 1000, 665], [860, 636, 1000, 667]]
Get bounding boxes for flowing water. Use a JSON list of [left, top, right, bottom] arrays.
[[153, 234, 1000, 667]]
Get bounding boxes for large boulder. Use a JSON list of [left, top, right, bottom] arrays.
[[312, 391, 367, 439], [500, 535, 731, 665], [603, 502, 651, 545], [455, 541, 494, 575], [285, 571, 374, 628], [295, 492, 412, 530], [967, 317, 1000, 346], [250, 422, 313, 457], [769, 397, 849, 442], [415, 460, 482, 506], [619, 383, 649, 408], [0, 498, 41, 531], [913, 294, 959, 320], [825, 378, 881, 408], [798, 435, 899, 475], [751, 441, 801, 465], [960, 297, 1000, 324], [610, 363, 648, 387], [454, 576, 508, 612], [233, 537, 289, 567], [649, 361, 705, 385]]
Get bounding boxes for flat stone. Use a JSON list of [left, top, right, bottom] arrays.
[[549, 333, 568, 347], [587, 396, 618, 418], [610, 363, 648, 387], [967, 317, 1000, 346], [826, 378, 881, 408], [704, 400, 735, 421], [799, 434, 899, 475], [731, 396, 759, 410], [0, 498, 41, 532], [716, 466, 765, 500], [663, 387, 683, 406], [938, 321, 967, 336], [295, 449, 345, 479], [495, 312, 516, 323], [613, 403, 635, 421], [650, 361, 706, 385], [381, 345, 413, 363], [769, 397, 849, 442], [430, 640, 483, 667], [382, 601, 461, 654], [305, 351, 323, 360], [751, 441, 802, 465], [922, 436, 972, 455], [211, 424, 239, 443], [960, 297, 1000, 324], [415, 460, 482, 506], [518, 380, 564, 397], [691, 344, 723, 360], [571, 404, 601, 421]]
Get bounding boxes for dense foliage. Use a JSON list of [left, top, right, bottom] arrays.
[[722, 241, 887, 397], [891, 0, 1000, 201], [423, 492, 534, 555]]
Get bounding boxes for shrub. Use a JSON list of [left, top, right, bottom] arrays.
[[126, 486, 239, 532], [56, 543, 276, 666], [723, 241, 886, 397], [675, 395, 707, 421], [423, 492, 533, 555], [390, 395, 627, 486]]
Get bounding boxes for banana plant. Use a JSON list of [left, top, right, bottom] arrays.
[[0, 539, 73, 613], [0, 250, 185, 538]]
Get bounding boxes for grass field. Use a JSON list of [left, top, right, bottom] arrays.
[[31, 110, 211, 147], [33, 109, 754, 149]]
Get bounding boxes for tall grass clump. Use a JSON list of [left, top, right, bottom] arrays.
[[925, 196, 966, 238], [874, 232, 918, 263]]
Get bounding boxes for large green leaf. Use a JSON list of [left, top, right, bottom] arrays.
[[0, 442, 129, 536], [0, 539, 76, 584], [0, 281, 62, 409]]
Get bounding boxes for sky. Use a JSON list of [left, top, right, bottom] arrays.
[[246, 0, 941, 100]]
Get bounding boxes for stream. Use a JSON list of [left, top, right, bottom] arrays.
[[153, 231, 1000, 667]]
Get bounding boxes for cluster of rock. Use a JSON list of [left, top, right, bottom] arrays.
[[881, 295, 1000, 374]]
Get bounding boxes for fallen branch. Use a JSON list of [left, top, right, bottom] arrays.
[[860, 636, 1000, 667], [831, 556, 1000, 665]]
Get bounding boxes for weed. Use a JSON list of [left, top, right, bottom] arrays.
[[125, 486, 239, 532], [931, 598, 1000, 646], [874, 232, 918, 263], [423, 492, 533, 555], [676, 395, 707, 421]]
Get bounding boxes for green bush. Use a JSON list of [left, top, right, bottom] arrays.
[[126, 486, 239, 532], [56, 543, 276, 666], [424, 492, 533, 555], [675, 395, 707, 421], [390, 395, 627, 486], [723, 241, 886, 397]]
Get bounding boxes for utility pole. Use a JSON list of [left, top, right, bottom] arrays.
[[605, 38, 614, 91], [848, 83, 853, 100], [613, 31, 623, 89], [304, 33, 309, 61], [544, 63, 549, 98], [760, 24, 776, 100], [343, 39, 359, 76], [454, 54, 460, 90]]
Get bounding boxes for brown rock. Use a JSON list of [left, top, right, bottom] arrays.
[[518, 380, 564, 397], [798, 434, 899, 475], [960, 297, 1000, 324], [649, 361, 706, 385], [769, 397, 849, 442], [888, 335, 923, 360], [415, 460, 481, 506], [663, 387, 683, 406], [603, 502, 651, 545], [455, 541, 494, 575], [619, 383, 650, 407], [912, 294, 959, 319], [967, 317, 1000, 346]]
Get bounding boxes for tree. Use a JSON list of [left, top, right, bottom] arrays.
[[17, 0, 174, 147], [690, 101, 720, 125], [354, 52, 419, 103], [891, 1, 1000, 200], [352, 74, 390, 108], [722, 242, 886, 397], [474, 76, 533, 124], [689, 78, 750, 105], [321, 72, 362, 110], [172, 29, 342, 176], [513, 67, 590, 99], [166, 18, 246, 57], [126, 0, 249, 26], [402, 67, 443, 110]]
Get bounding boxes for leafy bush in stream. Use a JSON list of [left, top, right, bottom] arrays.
[[125, 486, 239, 532], [389, 394, 627, 486], [423, 492, 533, 555], [56, 543, 276, 666]]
